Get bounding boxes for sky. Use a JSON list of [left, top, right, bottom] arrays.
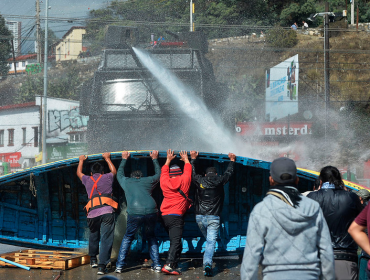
[[0, 0, 109, 53]]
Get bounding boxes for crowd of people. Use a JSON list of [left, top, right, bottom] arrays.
[[77, 151, 370, 279]]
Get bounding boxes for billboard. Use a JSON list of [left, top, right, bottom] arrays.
[[266, 54, 299, 121], [236, 121, 312, 137]]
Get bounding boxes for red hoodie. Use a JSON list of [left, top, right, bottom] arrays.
[[160, 163, 192, 216]]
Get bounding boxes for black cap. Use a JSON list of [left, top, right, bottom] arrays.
[[270, 157, 297, 184]]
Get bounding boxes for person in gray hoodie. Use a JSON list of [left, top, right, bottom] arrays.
[[240, 157, 335, 280]]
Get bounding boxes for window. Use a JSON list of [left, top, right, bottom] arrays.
[[33, 127, 38, 147], [16, 62, 19, 68], [22, 61, 25, 67], [8, 129, 14, 146], [69, 132, 85, 143], [0, 130, 4, 147], [22, 127, 26, 145]]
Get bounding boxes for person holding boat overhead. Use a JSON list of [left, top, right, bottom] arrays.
[[114, 150, 162, 274], [160, 149, 192, 275], [190, 150, 236, 277], [77, 152, 117, 275]]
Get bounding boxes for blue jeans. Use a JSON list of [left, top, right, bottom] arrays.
[[196, 215, 220, 266], [116, 213, 160, 268]]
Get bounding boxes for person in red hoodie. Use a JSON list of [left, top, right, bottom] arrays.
[[160, 149, 192, 275]]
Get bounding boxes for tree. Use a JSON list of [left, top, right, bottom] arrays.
[[266, 26, 298, 49], [37, 28, 59, 56], [17, 63, 82, 103], [0, 14, 11, 78]]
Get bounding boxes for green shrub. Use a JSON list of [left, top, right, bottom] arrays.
[[266, 26, 298, 49]]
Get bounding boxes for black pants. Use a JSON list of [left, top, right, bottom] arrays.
[[87, 213, 115, 267], [162, 215, 184, 264]]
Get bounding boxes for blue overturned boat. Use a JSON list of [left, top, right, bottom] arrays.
[[0, 151, 365, 256]]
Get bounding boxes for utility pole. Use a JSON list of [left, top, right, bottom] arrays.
[[11, 40, 17, 76], [190, 0, 194, 31], [42, 0, 49, 164], [324, 2, 330, 149], [356, 4, 359, 30], [36, 0, 41, 63]]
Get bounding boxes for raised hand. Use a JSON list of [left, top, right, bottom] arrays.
[[122, 151, 130, 159], [190, 151, 199, 160], [179, 150, 189, 163], [150, 150, 159, 160]]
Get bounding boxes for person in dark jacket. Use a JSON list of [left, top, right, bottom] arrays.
[[190, 151, 236, 277], [115, 150, 161, 274], [308, 165, 362, 280]]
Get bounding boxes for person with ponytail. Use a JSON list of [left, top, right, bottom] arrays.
[[308, 166, 362, 280]]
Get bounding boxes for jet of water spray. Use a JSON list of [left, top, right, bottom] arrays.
[[133, 47, 238, 153]]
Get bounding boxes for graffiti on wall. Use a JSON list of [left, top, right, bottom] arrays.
[[48, 107, 89, 132]]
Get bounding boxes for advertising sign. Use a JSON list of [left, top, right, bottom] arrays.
[[0, 152, 22, 167], [47, 143, 87, 162], [266, 54, 299, 121], [236, 122, 312, 137]]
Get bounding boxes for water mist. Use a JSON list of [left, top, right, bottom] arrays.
[[133, 47, 238, 154]]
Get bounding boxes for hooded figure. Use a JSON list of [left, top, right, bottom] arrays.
[[240, 157, 335, 280]]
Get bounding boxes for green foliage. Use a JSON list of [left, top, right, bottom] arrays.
[[85, 0, 280, 44], [280, 0, 316, 26], [17, 63, 82, 103], [280, 3, 301, 26], [266, 26, 298, 49], [36, 28, 59, 54], [17, 76, 43, 103], [360, 2, 370, 22], [0, 14, 11, 78]]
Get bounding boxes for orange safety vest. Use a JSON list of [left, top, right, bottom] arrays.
[[84, 174, 118, 214]]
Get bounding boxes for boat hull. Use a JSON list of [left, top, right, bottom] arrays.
[[0, 151, 365, 255]]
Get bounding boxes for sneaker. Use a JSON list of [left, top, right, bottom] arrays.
[[151, 265, 162, 273], [90, 259, 98, 268], [115, 268, 122, 273], [97, 266, 107, 275], [115, 264, 127, 273], [204, 264, 212, 277], [161, 263, 181, 275]]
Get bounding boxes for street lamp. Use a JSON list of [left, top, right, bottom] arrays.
[[308, 4, 334, 150], [190, 0, 194, 31], [42, 0, 49, 164]]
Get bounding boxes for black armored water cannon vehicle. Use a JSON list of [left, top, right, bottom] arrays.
[[80, 26, 220, 153]]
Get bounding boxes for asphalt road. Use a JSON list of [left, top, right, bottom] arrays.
[[0, 249, 244, 280]]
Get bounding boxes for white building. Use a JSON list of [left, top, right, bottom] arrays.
[[7, 54, 37, 75], [0, 97, 89, 172], [5, 20, 22, 56]]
